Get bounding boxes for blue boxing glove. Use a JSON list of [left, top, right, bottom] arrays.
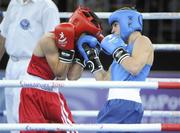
[[77, 35, 99, 62], [77, 35, 103, 73], [101, 34, 130, 64]]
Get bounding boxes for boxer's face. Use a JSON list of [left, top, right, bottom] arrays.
[[111, 22, 120, 35]]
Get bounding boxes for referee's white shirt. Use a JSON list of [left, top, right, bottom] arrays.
[[0, 0, 60, 58]]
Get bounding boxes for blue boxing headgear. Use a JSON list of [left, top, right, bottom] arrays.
[[108, 9, 143, 41]]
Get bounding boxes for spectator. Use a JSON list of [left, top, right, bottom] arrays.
[[0, 0, 59, 132]]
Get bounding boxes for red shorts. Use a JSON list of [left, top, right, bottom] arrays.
[[19, 88, 75, 133]]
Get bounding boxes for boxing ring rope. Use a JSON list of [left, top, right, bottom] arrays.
[[0, 110, 180, 118], [71, 110, 180, 118], [1, 11, 180, 19], [0, 123, 179, 132], [146, 77, 180, 82], [153, 44, 180, 51], [59, 12, 180, 19], [0, 80, 180, 89]]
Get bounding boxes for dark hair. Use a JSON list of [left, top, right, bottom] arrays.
[[82, 9, 102, 29], [118, 0, 136, 9]]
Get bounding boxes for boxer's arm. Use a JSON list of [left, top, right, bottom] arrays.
[[67, 49, 85, 80], [40, 34, 71, 78], [0, 34, 5, 61], [121, 36, 153, 75], [67, 63, 83, 80], [93, 68, 111, 81]]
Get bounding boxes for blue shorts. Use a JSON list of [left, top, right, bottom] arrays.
[[97, 99, 144, 133]]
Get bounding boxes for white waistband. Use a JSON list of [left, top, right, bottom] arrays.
[[108, 88, 142, 103], [24, 73, 44, 80], [23, 73, 58, 92]]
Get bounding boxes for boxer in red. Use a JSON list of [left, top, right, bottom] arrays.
[[19, 6, 103, 133]]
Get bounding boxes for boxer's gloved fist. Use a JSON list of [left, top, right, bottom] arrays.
[[77, 35, 99, 62], [101, 34, 130, 64], [54, 23, 75, 63], [74, 48, 86, 68], [84, 45, 103, 73], [100, 34, 123, 54], [77, 35, 103, 73]]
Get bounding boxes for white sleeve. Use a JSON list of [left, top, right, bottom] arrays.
[[0, 16, 9, 38], [42, 5, 60, 33], [0, 1, 14, 38]]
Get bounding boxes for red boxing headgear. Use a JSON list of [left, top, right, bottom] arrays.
[[69, 6, 102, 40]]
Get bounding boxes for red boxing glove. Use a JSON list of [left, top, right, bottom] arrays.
[[54, 23, 75, 50], [54, 23, 75, 63]]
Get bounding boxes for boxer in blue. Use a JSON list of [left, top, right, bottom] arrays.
[[77, 8, 154, 133]]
